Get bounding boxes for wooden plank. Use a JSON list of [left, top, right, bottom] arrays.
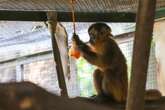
[[0, 10, 136, 22], [0, 82, 114, 110], [126, 0, 157, 110], [55, 23, 71, 80], [47, 12, 68, 97]]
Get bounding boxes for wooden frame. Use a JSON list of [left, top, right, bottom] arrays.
[[126, 0, 157, 110]]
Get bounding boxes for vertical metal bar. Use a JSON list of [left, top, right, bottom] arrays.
[[47, 11, 68, 97], [126, 0, 156, 110]]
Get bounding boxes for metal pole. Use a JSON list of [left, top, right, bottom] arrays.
[[126, 0, 156, 110]]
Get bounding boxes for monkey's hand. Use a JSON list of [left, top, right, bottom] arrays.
[[72, 33, 83, 46]]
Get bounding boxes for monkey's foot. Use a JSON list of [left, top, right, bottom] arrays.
[[90, 94, 113, 103]]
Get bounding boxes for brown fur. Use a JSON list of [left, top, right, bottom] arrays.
[[73, 23, 128, 102], [73, 23, 161, 102]]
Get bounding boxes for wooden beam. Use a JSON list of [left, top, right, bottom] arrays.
[[126, 0, 157, 110], [0, 10, 163, 22], [0, 50, 52, 64], [0, 82, 165, 110], [0, 10, 136, 22], [47, 12, 68, 97]]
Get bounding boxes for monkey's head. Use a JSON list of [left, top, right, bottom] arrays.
[[88, 23, 111, 46]]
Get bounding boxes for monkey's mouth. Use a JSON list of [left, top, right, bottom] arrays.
[[89, 39, 96, 45]]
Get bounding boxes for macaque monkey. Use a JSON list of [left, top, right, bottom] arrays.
[[72, 23, 161, 102]]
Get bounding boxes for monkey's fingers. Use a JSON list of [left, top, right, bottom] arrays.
[[72, 33, 81, 45], [73, 32, 80, 39]]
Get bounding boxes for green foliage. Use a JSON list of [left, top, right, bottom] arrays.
[[76, 57, 96, 97], [127, 59, 132, 82]]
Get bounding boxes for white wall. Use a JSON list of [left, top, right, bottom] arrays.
[[154, 19, 165, 95]]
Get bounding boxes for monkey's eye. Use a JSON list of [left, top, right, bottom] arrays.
[[89, 32, 95, 38], [90, 35, 96, 40]]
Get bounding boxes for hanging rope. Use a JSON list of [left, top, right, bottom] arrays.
[[68, 0, 81, 59], [69, 0, 77, 34]]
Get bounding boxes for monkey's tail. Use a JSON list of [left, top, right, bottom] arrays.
[[145, 89, 162, 100]]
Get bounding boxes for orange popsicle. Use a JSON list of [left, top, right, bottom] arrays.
[[69, 46, 80, 59]]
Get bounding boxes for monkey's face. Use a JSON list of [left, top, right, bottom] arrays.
[[88, 25, 111, 46]]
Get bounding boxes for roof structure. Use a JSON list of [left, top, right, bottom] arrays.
[[0, 0, 164, 49], [0, 0, 164, 12], [0, 0, 164, 59], [0, 0, 164, 22], [0, 0, 135, 12]]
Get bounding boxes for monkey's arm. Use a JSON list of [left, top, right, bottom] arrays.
[[72, 34, 99, 65], [79, 44, 98, 65]]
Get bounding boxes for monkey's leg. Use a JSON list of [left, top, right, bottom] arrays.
[[102, 72, 126, 102], [93, 69, 103, 95]]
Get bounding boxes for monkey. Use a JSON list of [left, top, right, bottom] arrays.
[[72, 23, 128, 102], [72, 23, 161, 102]]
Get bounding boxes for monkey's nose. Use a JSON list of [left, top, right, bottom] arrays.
[[89, 39, 95, 44]]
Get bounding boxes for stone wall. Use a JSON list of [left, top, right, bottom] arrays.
[[23, 57, 79, 97], [23, 59, 60, 94], [0, 64, 16, 83], [0, 54, 79, 97], [0, 22, 80, 97]]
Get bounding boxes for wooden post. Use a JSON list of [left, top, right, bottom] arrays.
[[126, 0, 156, 110], [47, 11, 68, 97]]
